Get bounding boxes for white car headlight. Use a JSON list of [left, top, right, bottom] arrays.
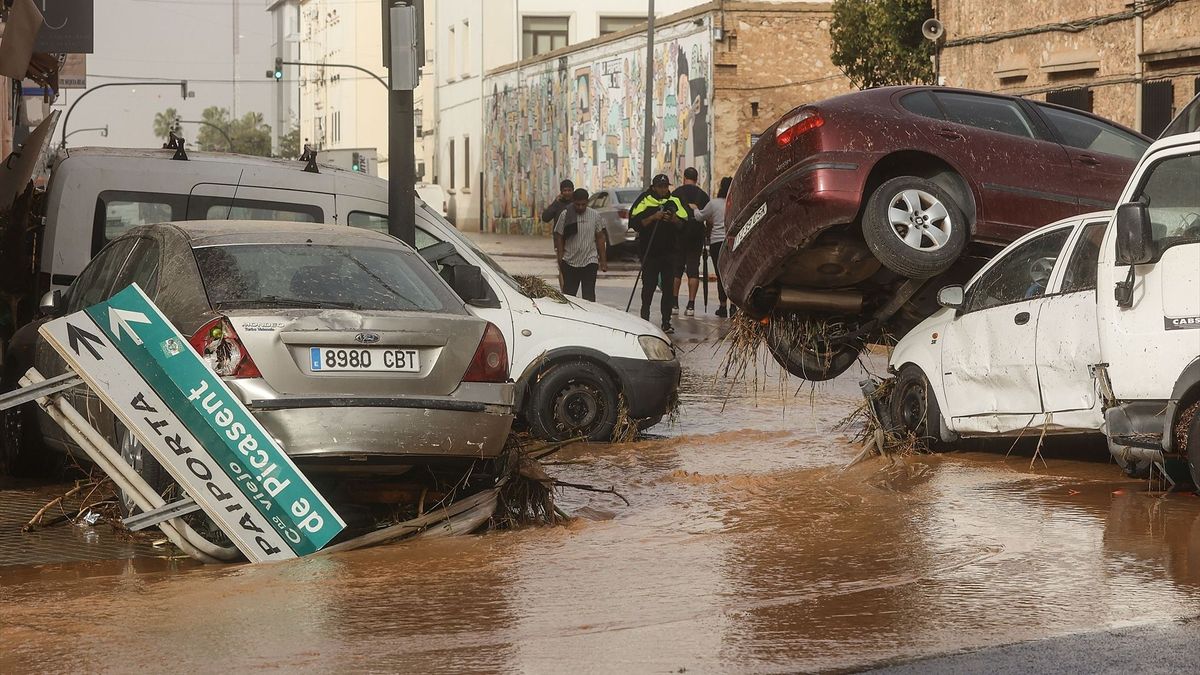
[[638, 335, 675, 361]]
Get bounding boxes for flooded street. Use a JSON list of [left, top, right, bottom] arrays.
[[5, 316, 1200, 672]]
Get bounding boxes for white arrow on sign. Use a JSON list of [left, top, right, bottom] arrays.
[[108, 307, 151, 346]]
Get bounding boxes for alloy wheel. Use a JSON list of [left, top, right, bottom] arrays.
[[887, 189, 954, 252]]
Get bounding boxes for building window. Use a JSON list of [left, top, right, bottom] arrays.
[[463, 137, 470, 189], [1045, 87, 1094, 113], [414, 108, 423, 137], [449, 139, 456, 189], [461, 20, 470, 77], [1141, 79, 1175, 138], [447, 25, 456, 80], [599, 16, 644, 35], [522, 16, 568, 59]]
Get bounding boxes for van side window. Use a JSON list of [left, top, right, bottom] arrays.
[[187, 197, 320, 223], [348, 211, 388, 233], [415, 227, 440, 250], [95, 191, 186, 253], [1059, 222, 1107, 294]]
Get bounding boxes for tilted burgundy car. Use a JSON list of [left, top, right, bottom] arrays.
[[720, 86, 1150, 380]]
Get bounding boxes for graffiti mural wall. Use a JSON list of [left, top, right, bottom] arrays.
[[484, 20, 712, 234]]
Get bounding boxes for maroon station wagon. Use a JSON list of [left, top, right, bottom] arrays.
[[720, 86, 1150, 380]]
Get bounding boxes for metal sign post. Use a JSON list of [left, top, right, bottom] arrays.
[[39, 284, 345, 561]]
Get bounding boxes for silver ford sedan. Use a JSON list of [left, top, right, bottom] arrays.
[[13, 221, 514, 480]]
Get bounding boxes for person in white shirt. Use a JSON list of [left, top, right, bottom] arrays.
[[697, 176, 732, 317], [553, 188, 608, 301]]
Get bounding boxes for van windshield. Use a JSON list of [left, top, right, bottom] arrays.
[[1161, 95, 1200, 139], [416, 202, 522, 293], [1137, 151, 1200, 248]]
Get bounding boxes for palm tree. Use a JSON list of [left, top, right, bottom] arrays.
[[153, 107, 180, 140]]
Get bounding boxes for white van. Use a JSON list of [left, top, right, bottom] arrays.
[[886, 127, 1200, 484], [11, 147, 680, 442]]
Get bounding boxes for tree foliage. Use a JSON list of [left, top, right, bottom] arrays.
[[150, 106, 274, 156], [277, 124, 301, 160], [830, 0, 935, 90], [152, 107, 180, 140]]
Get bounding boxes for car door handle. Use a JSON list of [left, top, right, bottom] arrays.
[[936, 128, 964, 141], [1014, 311, 1031, 325], [1077, 154, 1101, 167]]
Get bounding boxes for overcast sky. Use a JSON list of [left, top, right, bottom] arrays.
[[53, 0, 275, 149]]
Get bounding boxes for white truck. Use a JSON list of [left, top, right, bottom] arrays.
[[885, 96, 1200, 484]]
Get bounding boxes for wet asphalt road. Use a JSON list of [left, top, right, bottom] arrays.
[[3, 235, 1200, 672]]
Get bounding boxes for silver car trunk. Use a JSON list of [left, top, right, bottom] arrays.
[[226, 309, 486, 398]]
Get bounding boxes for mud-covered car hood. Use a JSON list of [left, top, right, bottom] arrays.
[[530, 295, 668, 339]]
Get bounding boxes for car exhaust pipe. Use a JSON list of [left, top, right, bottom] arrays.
[[1111, 445, 1164, 465], [775, 288, 864, 314]]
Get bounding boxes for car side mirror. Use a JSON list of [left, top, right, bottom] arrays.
[[936, 285, 964, 311], [1115, 201, 1156, 265], [443, 263, 486, 303], [39, 289, 64, 317], [419, 241, 458, 265]]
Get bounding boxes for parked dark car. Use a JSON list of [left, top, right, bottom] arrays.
[[720, 85, 1151, 380]]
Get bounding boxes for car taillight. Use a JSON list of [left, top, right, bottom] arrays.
[[775, 109, 823, 148], [189, 317, 261, 379], [462, 322, 508, 383], [618, 208, 629, 219]]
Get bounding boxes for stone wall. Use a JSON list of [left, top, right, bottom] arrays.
[[712, 3, 852, 184], [939, 0, 1200, 133]]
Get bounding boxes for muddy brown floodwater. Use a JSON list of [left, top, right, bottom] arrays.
[[3, 342, 1200, 672]]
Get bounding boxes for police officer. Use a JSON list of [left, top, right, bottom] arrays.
[[629, 174, 691, 334]]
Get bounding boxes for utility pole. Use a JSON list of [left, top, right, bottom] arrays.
[[642, 0, 656, 187], [384, 0, 420, 246]]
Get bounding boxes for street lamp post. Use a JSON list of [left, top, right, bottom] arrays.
[[63, 125, 109, 143], [61, 80, 191, 148]]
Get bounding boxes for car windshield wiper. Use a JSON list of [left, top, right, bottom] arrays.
[[216, 295, 363, 310]]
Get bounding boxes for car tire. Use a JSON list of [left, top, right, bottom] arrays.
[[0, 400, 56, 477], [764, 318, 862, 382], [1183, 402, 1200, 489], [526, 361, 620, 442], [115, 424, 235, 551], [888, 365, 946, 450], [115, 424, 171, 517], [862, 176, 968, 279]]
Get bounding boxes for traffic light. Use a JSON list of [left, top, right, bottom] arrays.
[[351, 152, 361, 172], [273, 58, 283, 80]]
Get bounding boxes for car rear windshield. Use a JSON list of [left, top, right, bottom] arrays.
[[616, 189, 642, 204], [193, 243, 463, 313]]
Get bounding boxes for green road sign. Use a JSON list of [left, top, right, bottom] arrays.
[[84, 284, 344, 555]]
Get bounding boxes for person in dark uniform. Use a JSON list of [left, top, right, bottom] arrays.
[[629, 174, 691, 334], [671, 167, 710, 317]]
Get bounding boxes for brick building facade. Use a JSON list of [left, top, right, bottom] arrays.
[[481, 1, 851, 234], [938, 0, 1200, 137]]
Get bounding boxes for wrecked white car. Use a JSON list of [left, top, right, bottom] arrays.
[[885, 211, 1113, 449]]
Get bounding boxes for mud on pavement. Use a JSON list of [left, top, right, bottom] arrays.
[[5, 340, 1200, 672]]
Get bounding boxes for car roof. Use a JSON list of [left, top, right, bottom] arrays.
[[140, 220, 403, 248]]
